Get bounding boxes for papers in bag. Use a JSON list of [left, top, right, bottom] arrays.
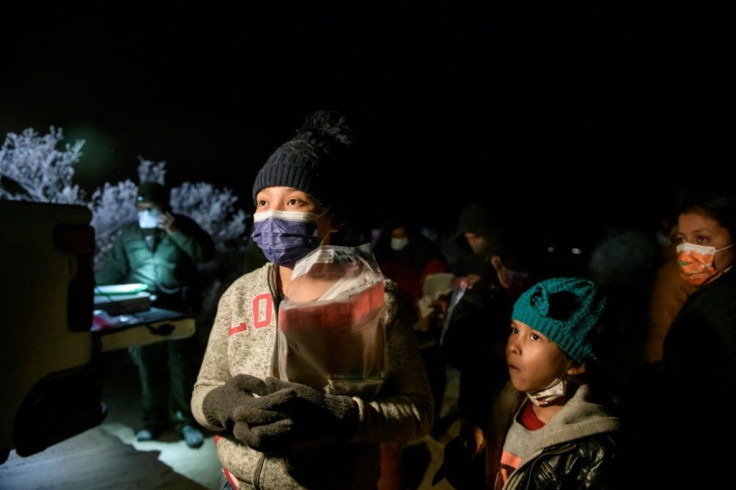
[[277, 244, 386, 397], [417, 272, 455, 319]]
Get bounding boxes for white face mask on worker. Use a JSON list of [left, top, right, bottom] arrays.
[[138, 209, 160, 229]]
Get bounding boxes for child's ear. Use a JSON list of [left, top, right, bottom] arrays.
[[567, 364, 586, 376]]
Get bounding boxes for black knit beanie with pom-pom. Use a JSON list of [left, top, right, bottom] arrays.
[[252, 110, 354, 211]]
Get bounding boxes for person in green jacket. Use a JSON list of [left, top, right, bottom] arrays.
[[95, 181, 215, 448]]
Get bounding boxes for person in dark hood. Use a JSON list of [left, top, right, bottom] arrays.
[[438, 202, 535, 438]]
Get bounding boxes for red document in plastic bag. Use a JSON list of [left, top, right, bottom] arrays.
[[277, 244, 386, 397]]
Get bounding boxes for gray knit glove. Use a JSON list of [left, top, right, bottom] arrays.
[[231, 377, 358, 451], [202, 374, 283, 430]]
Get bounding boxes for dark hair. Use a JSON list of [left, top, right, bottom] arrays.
[[675, 190, 736, 239]]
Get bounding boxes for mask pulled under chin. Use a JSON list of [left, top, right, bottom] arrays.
[[251, 209, 321, 267], [526, 378, 566, 406]]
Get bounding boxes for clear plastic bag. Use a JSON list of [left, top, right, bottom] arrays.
[[277, 244, 386, 397]]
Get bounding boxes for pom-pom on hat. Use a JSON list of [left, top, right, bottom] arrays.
[[252, 110, 354, 210], [512, 277, 606, 365], [137, 181, 170, 209]]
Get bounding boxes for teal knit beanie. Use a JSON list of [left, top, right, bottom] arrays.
[[512, 277, 606, 365]]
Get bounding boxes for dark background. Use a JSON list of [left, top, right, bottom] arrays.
[[1, 3, 732, 241]]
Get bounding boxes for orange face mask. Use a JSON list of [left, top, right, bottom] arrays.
[[676, 242, 734, 286]]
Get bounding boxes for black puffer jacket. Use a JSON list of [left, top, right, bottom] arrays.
[[486, 383, 621, 490], [642, 268, 736, 489]]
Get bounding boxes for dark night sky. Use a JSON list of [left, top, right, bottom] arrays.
[[1, 4, 733, 241]]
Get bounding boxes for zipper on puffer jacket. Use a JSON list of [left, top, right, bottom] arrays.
[[253, 453, 266, 490]]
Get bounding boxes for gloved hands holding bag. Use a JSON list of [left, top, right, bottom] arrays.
[[202, 374, 286, 430], [231, 376, 359, 451]]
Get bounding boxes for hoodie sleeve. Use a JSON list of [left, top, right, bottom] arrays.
[[352, 280, 435, 442]]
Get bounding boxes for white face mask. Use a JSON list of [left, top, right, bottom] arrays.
[[390, 237, 409, 251], [676, 242, 734, 256], [138, 209, 160, 229]]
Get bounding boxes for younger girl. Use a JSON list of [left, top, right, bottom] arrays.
[[486, 277, 620, 489]]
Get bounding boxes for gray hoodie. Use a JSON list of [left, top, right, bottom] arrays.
[[491, 382, 621, 490]]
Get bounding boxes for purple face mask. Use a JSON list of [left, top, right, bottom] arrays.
[[251, 210, 321, 267]]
